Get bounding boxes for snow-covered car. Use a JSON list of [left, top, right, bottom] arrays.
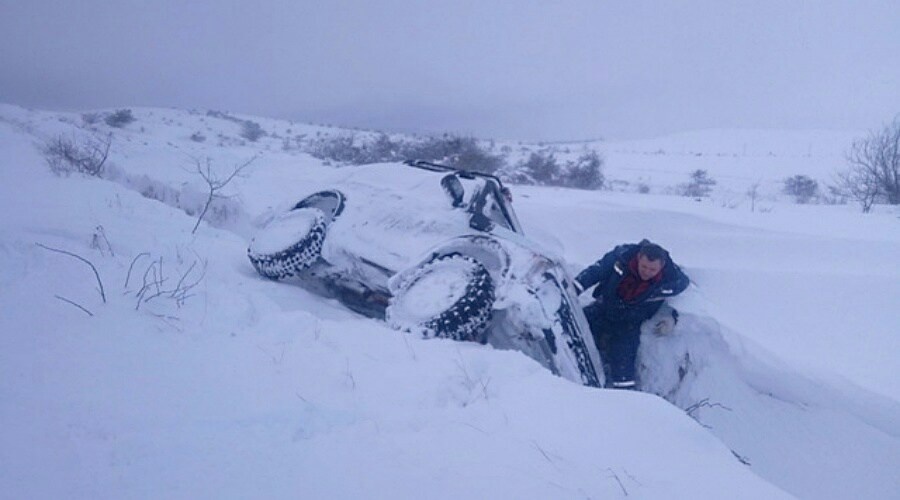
[[246, 160, 604, 388]]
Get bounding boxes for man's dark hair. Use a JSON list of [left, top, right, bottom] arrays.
[[638, 241, 668, 262]]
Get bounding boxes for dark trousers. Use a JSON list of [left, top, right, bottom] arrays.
[[583, 303, 641, 386]]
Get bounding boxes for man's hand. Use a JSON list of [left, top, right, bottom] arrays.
[[651, 308, 679, 335], [653, 315, 676, 335], [641, 306, 679, 336]]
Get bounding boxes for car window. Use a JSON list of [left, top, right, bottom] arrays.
[[484, 191, 514, 231]]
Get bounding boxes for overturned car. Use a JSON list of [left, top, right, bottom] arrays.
[[247, 160, 604, 388]]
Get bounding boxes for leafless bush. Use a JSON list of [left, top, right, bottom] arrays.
[[305, 133, 505, 173], [42, 133, 112, 177], [835, 169, 880, 212], [36, 233, 208, 323], [307, 134, 359, 163], [303, 132, 609, 189], [104, 109, 135, 128], [36, 242, 107, 316], [431, 135, 505, 174], [517, 151, 559, 185], [125, 252, 207, 313], [783, 175, 819, 204], [240, 120, 265, 142], [190, 155, 257, 234], [504, 148, 604, 189], [821, 184, 849, 205], [90, 225, 114, 257], [838, 116, 900, 212], [81, 112, 101, 125], [561, 151, 604, 190]]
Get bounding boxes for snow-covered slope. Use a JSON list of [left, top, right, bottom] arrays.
[[1, 104, 898, 499]]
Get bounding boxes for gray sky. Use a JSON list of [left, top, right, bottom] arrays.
[[1, 1, 898, 141]]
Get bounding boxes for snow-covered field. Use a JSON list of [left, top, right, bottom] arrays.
[[1, 104, 898, 499]]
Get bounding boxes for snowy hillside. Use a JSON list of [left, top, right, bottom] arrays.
[[1, 104, 898, 499]]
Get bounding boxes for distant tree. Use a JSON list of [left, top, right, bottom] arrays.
[[362, 133, 399, 163], [746, 180, 762, 212], [240, 120, 265, 142], [449, 140, 504, 174], [561, 151, 604, 190], [308, 134, 358, 163], [400, 135, 504, 174], [783, 175, 819, 204], [104, 109, 135, 128], [445, 136, 505, 174], [679, 169, 717, 198], [838, 116, 900, 212], [822, 184, 849, 205], [301, 132, 507, 174], [81, 112, 101, 126], [836, 168, 880, 213], [519, 151, 560, 185]]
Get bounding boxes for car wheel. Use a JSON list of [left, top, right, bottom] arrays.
[[247, 207, 327, 279], [387, 254, 494, 342]]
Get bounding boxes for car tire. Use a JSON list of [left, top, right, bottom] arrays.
[[387, 254, 494, 342], [247, 207, 327, 279]]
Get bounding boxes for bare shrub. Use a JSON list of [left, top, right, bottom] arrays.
[[362, 133, 398, 162], [42, 133, 112, 177], [304, 133, 505, 173], [821, 184, 849, 205], [435, 136, 505, 174], [301, 132, 609, 188], [561, 151, 604, 190], [81, 112, 101, 125], [518, 151, 560, 185], [397, 134, 504, 173], [36, 242, 107, 316], [104, 109, 135, 128], [240, 120, 265, 142], [307, 134, 359, 163], [783, 175, 819, 204], [127, 253, 207, 311], [838, 116, 900, 212]]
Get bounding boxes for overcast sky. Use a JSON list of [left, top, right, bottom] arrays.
[[1, 1, 898, 141]]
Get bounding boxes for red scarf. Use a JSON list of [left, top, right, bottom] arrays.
[[616, 256, 663, 303]]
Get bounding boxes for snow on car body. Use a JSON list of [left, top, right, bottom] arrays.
[[247, 160, 604, 388]]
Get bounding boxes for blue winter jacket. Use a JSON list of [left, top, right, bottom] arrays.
[[575, 241, 690, 326]]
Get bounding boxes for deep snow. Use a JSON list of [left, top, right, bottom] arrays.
[[1, 104, 898, 499]]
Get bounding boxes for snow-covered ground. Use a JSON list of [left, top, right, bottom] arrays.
[[1, 104, 898, 499]]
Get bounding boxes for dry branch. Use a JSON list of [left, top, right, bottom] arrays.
[[54, 295, 94, 317], [36, 243, 106, 303], [190, 155, 257, 234]]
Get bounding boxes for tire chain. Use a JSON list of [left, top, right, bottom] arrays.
[[390, 254, 495, 342], [247, 216, 327, 280]]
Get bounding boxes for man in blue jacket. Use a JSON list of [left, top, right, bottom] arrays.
[[573, 240, 690, 390]]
